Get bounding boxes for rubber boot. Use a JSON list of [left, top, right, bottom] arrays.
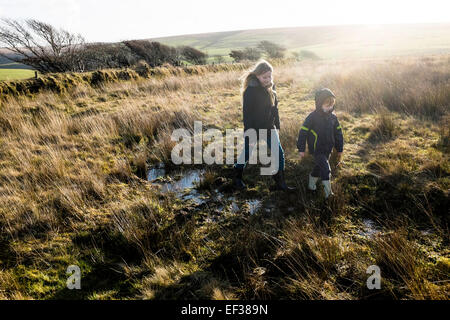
[[322, 180, 334, 199], [308, 174, 319, 191], [233, 167, 246, 190], [272, 170, 296, 192]]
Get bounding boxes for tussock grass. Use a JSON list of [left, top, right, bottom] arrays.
[[0, 63, 252, 97], [368, 110, 399, 143], [317, 57, 450, 120], [0, 55, 448, 300]]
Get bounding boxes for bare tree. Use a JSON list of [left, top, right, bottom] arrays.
[[229, 47, 261, 62], [213, 55, 225, 64], [179, 46, 208, 65], [123, 40, 181, 67], [257, 40, 286, 59], [230, 49, 245, 62], [80, 43, 137, 71], [0, 18, 86, 73]]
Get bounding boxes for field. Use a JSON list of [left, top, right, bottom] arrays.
[[0, 55, 448, 300], [0, 57, 35, 81], [150, 23, 450, 59], [2, 23, 450, 81], [0, 69, 35, 81], [0, 56, 35, 81]]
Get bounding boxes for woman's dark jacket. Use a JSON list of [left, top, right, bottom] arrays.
[[297, 88, 344, 155], [242, 77, 280, 134]]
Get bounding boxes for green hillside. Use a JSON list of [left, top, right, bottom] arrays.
[[0, 68, 35, 81], [0, 54, 35, 80], [2, 23, 450, 80], [149, 23, 450, 59]]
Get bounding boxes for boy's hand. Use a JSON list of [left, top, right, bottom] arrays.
[[299, 152, 305, 159]]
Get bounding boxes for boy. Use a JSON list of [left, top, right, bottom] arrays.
[[297, 88, 344, 198]]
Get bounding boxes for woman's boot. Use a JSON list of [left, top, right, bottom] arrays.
[[233, 167, 246, 190], [272, 170, 296, 192]]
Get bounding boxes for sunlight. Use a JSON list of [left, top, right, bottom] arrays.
[[0, 0, 448, 41]]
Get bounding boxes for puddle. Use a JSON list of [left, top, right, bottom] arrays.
[[228, 199, 262, 215], [148, 165, 270, 217], [359, 218, 382, 238], [148, 164, 203, 192], [230, 202, 240, 213], [420, 228, 434, 236], [147, 162, 166, 181], [148, 165, 207, 205], [180, 190, 208, 206], [148, 168, 166, 181], [160, 170, 203, 193], [247, 200, 262, 215]]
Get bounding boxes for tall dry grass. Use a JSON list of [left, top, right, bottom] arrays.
[[316, 56, 450, 120], [0, 55, 448, 300]]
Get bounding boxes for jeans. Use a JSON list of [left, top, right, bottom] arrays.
[[234, 128, 285, 172]]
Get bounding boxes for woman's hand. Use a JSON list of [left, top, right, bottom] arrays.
[[336, 152, 343, 167]]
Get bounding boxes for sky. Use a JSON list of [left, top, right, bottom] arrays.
[[0, 0, 449, 43]]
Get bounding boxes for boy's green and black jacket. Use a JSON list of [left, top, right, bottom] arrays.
[[297, 88, 344, 155]]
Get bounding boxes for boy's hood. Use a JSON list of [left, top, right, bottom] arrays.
[[315, 88, 336, 112]]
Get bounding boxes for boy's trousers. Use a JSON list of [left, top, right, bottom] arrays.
[[311, 153, 331, 181]]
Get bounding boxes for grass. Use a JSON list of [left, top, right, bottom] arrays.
[[0, 69, 35, 81], [0, 55, 448, 300], [0, 62, 257, 97]]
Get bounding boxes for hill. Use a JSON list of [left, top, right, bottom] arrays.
[[0, 52, 33, 69], [149, 23, 450, 59], [2, 23, 450, 77], [0, 51, 35, 80]]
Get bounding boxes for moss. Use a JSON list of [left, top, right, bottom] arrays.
[[12, 266, 62, 298], [435, 257, 450, 274]]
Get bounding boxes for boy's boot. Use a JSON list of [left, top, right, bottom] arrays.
[[233, 167, 246, 190], [272, 170, 296, 192], [322, 180, 334, 199], [308, 174, 319, 191]]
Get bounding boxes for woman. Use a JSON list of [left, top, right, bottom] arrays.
[[233, 60, 295, 191]]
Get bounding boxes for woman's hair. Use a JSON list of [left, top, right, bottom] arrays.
[[241, 59, 275, 105]]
